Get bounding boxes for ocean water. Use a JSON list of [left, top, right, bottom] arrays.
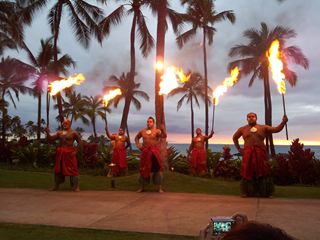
[[167, 144, 320, 159]]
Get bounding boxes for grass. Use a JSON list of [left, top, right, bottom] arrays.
[[0, 168, 319, 198], [0, 223, 196, 240]]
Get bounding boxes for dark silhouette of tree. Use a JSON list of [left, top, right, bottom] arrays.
[[177, 0, 235, 148], [228, 22, 309, 156]]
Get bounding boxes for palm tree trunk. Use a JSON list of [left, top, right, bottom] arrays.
[[263, 72, 270, 155], [190, 95, 194, 138], [120, 14, 136, 130], [263, 67, 276, 157], [37, 91, 41, 140], [155, 0, 167, 128], [265, 74, 276, 156], [203, 28, 209, 150], [92, 116, 97, 139], [46, 91, 50, 127], [1, 90, 6, 146], [53, 8, 64, 125], [154, 0, 168, 170]]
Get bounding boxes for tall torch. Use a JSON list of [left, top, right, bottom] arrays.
[[48, 73, 85, 127], [267, 39, 289, 140], [212, 67, 240, 131], [102, 88, 122, 127]]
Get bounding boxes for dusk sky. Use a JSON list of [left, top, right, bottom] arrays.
[[6, 0, 320, 145]]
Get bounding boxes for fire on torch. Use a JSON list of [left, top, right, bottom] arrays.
[[48, 73, 85, 96], [102, 88, 122, 126], [267, 39, 289, 140], [212, 67, 240, 131], [47, 73, 85, 127], [158, 66, 191, 95]]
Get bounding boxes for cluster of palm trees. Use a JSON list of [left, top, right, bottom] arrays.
[[0, 0, 308, 156]]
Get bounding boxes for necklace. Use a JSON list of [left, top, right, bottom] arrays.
[[250, 127, 257, 133]]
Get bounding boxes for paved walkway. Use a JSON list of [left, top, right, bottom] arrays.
[[0, 188, 320, 239]]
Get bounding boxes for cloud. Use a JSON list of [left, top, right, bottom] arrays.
[[4, 0, 320, 144]]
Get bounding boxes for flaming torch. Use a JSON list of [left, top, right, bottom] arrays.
[[267, 39, 288, 140], [159, 66, 190, 95], [48, 73, 85, 96], [48, 73, 85, 127], [212, 67, 240, 131], [102, 88, 122, 126]]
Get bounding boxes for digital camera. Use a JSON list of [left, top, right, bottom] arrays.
[[211, 217, 235, 236]]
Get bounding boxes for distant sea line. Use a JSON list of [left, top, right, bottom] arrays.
[[166, 144, 320, 159]]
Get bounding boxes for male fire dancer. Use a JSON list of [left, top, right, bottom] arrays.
[[188, 128, 214, 176], [135, 116, 167, 193], [233, 112, 288, 197], [45, 118, 81, 192], [105, 124, 130, 176]]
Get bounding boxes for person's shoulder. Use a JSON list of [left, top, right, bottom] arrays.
[[237, 125, 247, 131], [257, 124, 267, 129]]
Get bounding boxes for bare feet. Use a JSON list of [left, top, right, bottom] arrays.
[[158, 187, 165, 193], [136, 188, 144, 193], [49, 185, 59, 191], [73, 186, 80, 192]]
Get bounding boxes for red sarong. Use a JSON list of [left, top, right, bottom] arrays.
[[112, 147, 127, 174], [55, 146, 79, 176], [190, 148, 207, 174], [241, 145, 270, 180], [140, 146, 163, 178]]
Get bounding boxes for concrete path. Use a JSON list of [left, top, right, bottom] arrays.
[[0, 188, 319, 240]]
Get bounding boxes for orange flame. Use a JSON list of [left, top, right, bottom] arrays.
[[212, 67, 239, 105], [159, 66, 191, 95], [49, 73, 85, 96], [267, 39, 286, 94], [102, 88, 122, 106]]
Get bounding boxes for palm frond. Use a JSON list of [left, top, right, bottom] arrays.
[[176, 27, 197, 49], [136, 10, 154, 57], [283, 46, 309, 69], [99, 5, 126, 38]]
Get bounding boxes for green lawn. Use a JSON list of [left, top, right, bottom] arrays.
[[0, 223, 196, 240], [0, 169, 319, 198]]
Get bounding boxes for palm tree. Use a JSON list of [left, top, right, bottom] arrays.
[[46, 0, 105, 124], [83, 95, 108, 139], [22, 38, 75, 140], [99, 0, 154, 131], [0, 0, 40, 54], [228, 22, 309, 156], [147, 0, 184, 129], [0, 57, 34, 144], [104, 72, 150, 147], [177, 0, 235, 148], [168, 72, 206, 138], [62, 90, 89, 126], [0, 1, 20, 54], [9, 115, 27, 139]]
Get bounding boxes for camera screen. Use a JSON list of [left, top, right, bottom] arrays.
[[211, 217, 235, 235], [213, 221, 233, 233]]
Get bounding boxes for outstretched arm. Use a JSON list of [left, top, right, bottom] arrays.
[[265, 115, 288, 133], [105, 125, 115, 140], [205, 130, 214, 140], [44, 127, 59, 141]]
